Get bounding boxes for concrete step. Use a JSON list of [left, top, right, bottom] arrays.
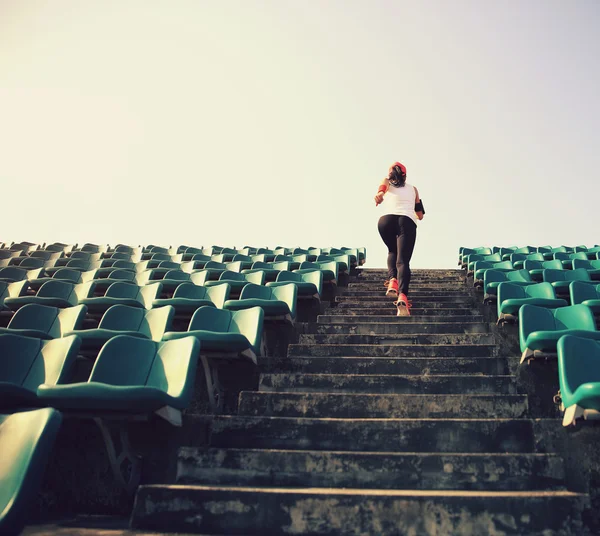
[[131, 485, 588, 535], [297, 333, 495, 345], [324, 307, 481, 316], [201, 415, 537, 452], [260, 356, 509, 375], [176, 448, 566, 491], [336, 294, 474, 303], [334, 301, 477, 310], [238, 392, 527, 418], [287, 343, 497, 357], [310, 322, 489, 334], [258, 373, 516, 395], [346, 283, 467, 292], [318, 314, 485, 324]]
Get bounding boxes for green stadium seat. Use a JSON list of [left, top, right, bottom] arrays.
[[497, 282, 567, 325], [483, 269, 534, 304], [569, 281, 600, 315], [0, 267, 43, 284], [267, 270, 323, 300], [28, 268, 97, 292], [242, 261, 290, 282], [37, 335, 200, 422], [152, 282, 230, 318], [180, 256, 212, 272], [0, 407, 63, 536], [224, 282, 297, 323], [572, 259, 600, 280], [43, 259, 96, 276], [523, 259, 563, 282], [296, 261, 338, 285], [0, 304, 87, 339], [473, 261, 513, 287], [4, 281, 96, 311], [557, 335, 600, 426], [0, 334, 81, 408], [554, 252, 589, 270], [232, 254, 255, 270], [466, 253, 501, 274], [274, 254, 307, 271], [512, 253, 544, 270], [203, 270, 265, 296], [256, 248, 276, 262], [317, 254, 351, 275], [519, 303, 600, 364], [79, 282, 162, 317], [542, 268, 594, 297], [66, 305, 175, 357]]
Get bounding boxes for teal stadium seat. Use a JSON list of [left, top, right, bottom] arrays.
[[0, 407, 63, 536], [0, 334, 81, 407], [267, 270, 323, 300], [519, 303, 600, 364], [523, 259, 563, 282], [153, 282, 230, 318], [569, 281, 600, 315], [497, 282, 567, 324], [557, 335, 600, 426], [483, 269, 534, 304], [37, 335, 200, 425], [66, 305, 175, 357], [572, 259, 600, 280], [224, 282, 297, 323], [0, 304, 87, 339], [79, 282, 162, 317], [203, 270, 265, 296], [512, 253, 544, 270], [542, 268, 594, 297], [4, 281, 96, 311], [242, 261, 290, 282], [473, 261, 513, 287]]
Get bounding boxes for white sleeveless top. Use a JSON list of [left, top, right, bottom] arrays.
[[381, 182, 418, 224]]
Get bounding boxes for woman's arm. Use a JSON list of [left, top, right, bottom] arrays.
[[414, 187, 424, 220], [374, 178, 390, 206]]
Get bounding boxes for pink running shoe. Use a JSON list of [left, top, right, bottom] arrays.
[[385, 278, 399, 296], [395, 293, 412, 316]]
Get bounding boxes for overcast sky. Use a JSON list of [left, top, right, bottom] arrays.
[[1, 0, 599, 267]]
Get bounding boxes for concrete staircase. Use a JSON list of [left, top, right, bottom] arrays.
[[130, 269, 588, 535]]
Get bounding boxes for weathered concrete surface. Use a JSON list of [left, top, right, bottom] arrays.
[[326, 306, 482, 316], [131, 485, 589, 536], [176, 448, 566, 491], [258, 373, 517, 395], [203, 415, 536, 453], [318, 314, 485, 323], [239, 392, 527, 418], [298, 333, 495, 345], [310, 321, 490, 334], [287, 342, 497, 357], [260, 356, 510, 375]]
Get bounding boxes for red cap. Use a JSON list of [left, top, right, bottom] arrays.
[[392, 162, 406, 175]]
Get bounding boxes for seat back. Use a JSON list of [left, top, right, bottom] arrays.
[[507, 269, 532, 283], [569, 281, 600, 305], [240, 283, 272, 300], [0, 267, 27, 282], [207, 283, 230, 308], [523, 260, 543, 271], [158, 261, 180, 270], [146, 337, 200, 404], [98, 304, 145, 331], [139, 282, 163, 308], [142, 306, 175, 341], [526, 282, 557, 299], [173, 283, 209, 299], [491, 261, 513, 271], [19, 258, 45, 269], [558, 336, 600, 399], [233, 254, 253, 264], [276, 271, 303, 283], [36, 280, 76, 303], [245, 271, 265, 285], [188, 306, 232, 331], [519, 304, 555, 349], [272, 261, 290, 271], [106, 269, 136, 282], [271, 283, 298, 318], [250, 261, 270, 270], [565, 268, 592, 282], [509, 253, 527, 264], [105, 281, 139, 299], [218, 270, 246, 282], [7, 304, 60, 334], [553, 304, 596, 331], [523, 253, 544, 263], [542, 260, 563, 270], [569, 252, 589, 262], [231, 307, 265, 353], [90, 335, 156, 385], [52, 268, 84, 283], [205, 261, 226, 270], [553, 252, 570, 261], [225, 261, 242, 273], [164, 270, 189, 282], [543, 269, 567, 283]]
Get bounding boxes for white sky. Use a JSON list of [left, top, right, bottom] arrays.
[[1, 0, 599, 268]]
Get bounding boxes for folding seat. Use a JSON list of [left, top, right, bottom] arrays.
[[256, 248, 277, 262], [275, 254, 307, 271], [66, 304, 174, 357], [88, 268, 139, 295], [0, 407, 63, 536], [553, 252, 589, 270], [295, 261, 338, 286], [94, 260, 136, 279], [569, 281, 600, 315], [44, 259, 96, 277], [267, 269, 323, 300], [542, 268, 594, 297], [232, 254, 254, 271], [218, 248, 238, 262], [317, 254, 351, 275], [356, 247, 367, 265], [148, 261, 183, 280], [224, 282, 297, 324], [465, 253, 501, 274], [28, 268, 97, 292], [0, 304, 87, 339], [4, 281, 96, 311], [113, 244, 141, 255], [502, 247, 535, 262], [163, 306, 264, 411], [10, 243, 39, 254], [78, 282, 162, 318], [13, 257, 46, 270], [0, 333, 81, 407], [274, 247, 294, 256], [512, 253, 544, 270], [180, 257, 212, 273], [293, 248, 317, 262], [497, 282, 567, 325], [151, 270, 193, 297], [78, 243, 108, 254], [556, 335, 600, 426], [44, 243, 75, 254], [0, 267, 43, 284], [237, 247, 258, 256], [37, 334, 200, 428], [193, 261, 243, 282], [200, 270, 265, 296], [241, 261, 289, 282], [483, 269, 534, 304], [30, 250, 62, 263], [153, 282, 230, 321], [473, 261, 513, 287], [0, 250, 19, 261], [542, 246, 568, 261], [519, 303, 600, 364], [70, 250, 102, 263], [523, 259, 563, 282], [182, 247, 205, 261], [572, 259, 600, 280]]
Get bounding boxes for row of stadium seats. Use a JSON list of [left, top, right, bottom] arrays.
[[461, 246, 600, 430], [0, 240, 366, 534]]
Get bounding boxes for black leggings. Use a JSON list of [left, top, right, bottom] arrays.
[[377, 214, 417, 295]]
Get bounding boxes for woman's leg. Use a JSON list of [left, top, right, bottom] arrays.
[[396, 217, 417, 295], [377, 215, 399, 280]]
